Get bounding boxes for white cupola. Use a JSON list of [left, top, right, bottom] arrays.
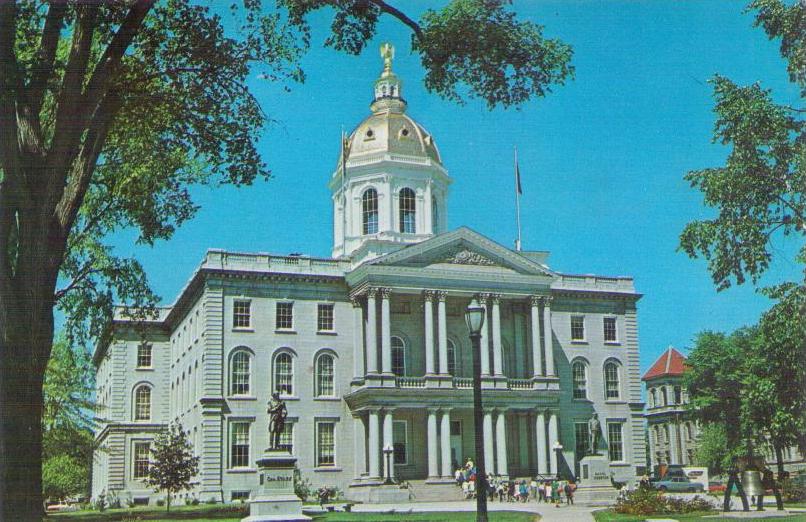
[[329, 43, 452, 263]]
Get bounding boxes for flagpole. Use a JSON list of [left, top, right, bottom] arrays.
[[514, 145, 522, 251]]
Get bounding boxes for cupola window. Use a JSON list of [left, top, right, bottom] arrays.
[[362, 189, 378, 235], [399, 188, 416, 233]]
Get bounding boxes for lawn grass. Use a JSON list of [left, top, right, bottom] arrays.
[[45, 505, 539, 522], [593, 509, 806, 521]]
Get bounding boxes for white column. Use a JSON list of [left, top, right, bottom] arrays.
[[548, 412, 559, 475], [440, 409, 452, 477], [366, 289, 378, 373], [381, 288, 392, 374], [427, 409, 439, 479], [436, 291, 448, 374], [535, 411, 548, 475], [353, 414, 367, 479], [648, 423, 657, 470], [530, 296, 543, 377], [352, 297, 365, 379], [383, 409, 395, 480], [542, 297, 555, 376], [480, 294, 491, 375], [368, 410, 380, 479], [491, 294, 503, 376], [496, 410, 508, 477], [483, 410, 495, 475], [424, 291, 435, 375]]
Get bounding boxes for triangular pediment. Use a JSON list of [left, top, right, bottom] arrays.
[[367, 227, 554, 277]]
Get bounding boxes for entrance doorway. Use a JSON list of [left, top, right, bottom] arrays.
[[450, 420, 462, 470]]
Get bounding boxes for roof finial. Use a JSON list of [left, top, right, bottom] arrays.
[[380, 42, 395, 77]]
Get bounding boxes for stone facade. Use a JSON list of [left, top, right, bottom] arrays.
[[91, 45, 647, 505]]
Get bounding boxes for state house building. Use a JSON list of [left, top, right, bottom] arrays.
[[91, 46, 646, 505]]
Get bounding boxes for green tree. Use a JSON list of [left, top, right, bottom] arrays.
[[42, 454, 87, 502], [146, 423, 199, 512], [679, 0, 804, 291], [694, 424, 735, 476], [685, 329, 754, 511], [744, 285, 806, 474], [42, 336, 95, 503], [0, 2, 572, 518]]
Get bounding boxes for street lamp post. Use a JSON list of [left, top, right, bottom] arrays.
[[552, 441, 564, 480], [465, 298, 488, 522], [383, 444, 394, 485]]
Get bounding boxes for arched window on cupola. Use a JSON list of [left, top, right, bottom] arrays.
[[362, 189, 378, 235], [431, 195, 439, 234], [399, 188, 416, 233]]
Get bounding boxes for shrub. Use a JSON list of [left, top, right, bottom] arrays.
[[614, 488, 716, 515], [294, 469, 312, 501], [780, 479, 806, 502], [156, 499, 165, 506]]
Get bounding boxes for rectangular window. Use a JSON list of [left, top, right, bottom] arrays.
[[231, 491, 250, 501], [276, 302, 294, 330], [230, 422, 250, 468], [133, 442, 150, 479], [137, 344, 152, 368], [575, 422, 590, 458], [316, 422, 335, 467], [233, 300, 251, 329], [603, 317, 617, 342], [279, 422, 294, 454], [607, 422, 624, 462], [674, 386, 682, 405], [317, 304, 334, 332], [393, 420, 407, 465], [571, 315, 585, 341]]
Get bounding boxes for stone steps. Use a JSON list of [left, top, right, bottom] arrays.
[[404, 480, 466, 502]]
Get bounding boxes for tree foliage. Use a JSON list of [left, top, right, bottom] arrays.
[[42, 337, 95, 502], [146, 423, 199, 512], [679, 0, 805, 291], [0, 2, 572, 518]]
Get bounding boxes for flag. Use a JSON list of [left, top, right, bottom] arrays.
[[514, 149, 523, 195]]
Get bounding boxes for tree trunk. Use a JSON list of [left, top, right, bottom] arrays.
[[773, 445, 785, 510], [0, 284, 56, 521]]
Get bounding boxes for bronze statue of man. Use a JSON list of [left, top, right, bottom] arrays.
[[588, 412, 602, 455], [267, 392, 287, 451]]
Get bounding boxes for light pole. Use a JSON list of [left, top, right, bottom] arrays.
[[553, 441, 563, 480], [383, 444, 394, 485], [465, 298, 488, 522]]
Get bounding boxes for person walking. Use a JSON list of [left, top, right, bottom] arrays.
[[551, 479, 560, 506], [565, 481, 575, 505], [530, 478, 538, 501], [545, 481, 553, 505], [538, 481, 546, 503], [519, 480, 529, 502]]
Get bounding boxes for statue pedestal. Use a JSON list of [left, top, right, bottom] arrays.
[[574, 455, 617, 506], [241, 450, 310, 522]]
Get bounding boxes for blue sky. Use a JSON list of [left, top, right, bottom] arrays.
[[110, 0, 802, 374]]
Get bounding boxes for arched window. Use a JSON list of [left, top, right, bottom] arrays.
[[572, 360, 587, 399], [134, 385, 151, 421], [230, 350, 251, 396], [391, 336, 405, 376], [604, 361, 621, 400], [653, 425, 660, 446], [399, 188, 416, 233], [316, 353, 335, 397], [431, 195, 439, 234], [660, 387, 668, 406], [447, 339, 457, 376], [664, 425, 670, 445], [362, 189, 378, 235], [685, 422, 694, 441], [274, 352, 294, 396], [649, 388, 657, 408]]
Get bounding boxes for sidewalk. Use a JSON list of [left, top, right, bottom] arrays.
[[350, 500, 597, 521]]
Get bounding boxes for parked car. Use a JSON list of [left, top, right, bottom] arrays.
[[708, 480, 726, 493], [654, 476, 705, 493]]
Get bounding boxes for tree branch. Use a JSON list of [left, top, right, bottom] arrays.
[[367, 0, 423, 39], [55, 91, 123, 243], [46, 3, 99, 206], [55, 260, 100, 302], [28, 2, 68, 117]]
